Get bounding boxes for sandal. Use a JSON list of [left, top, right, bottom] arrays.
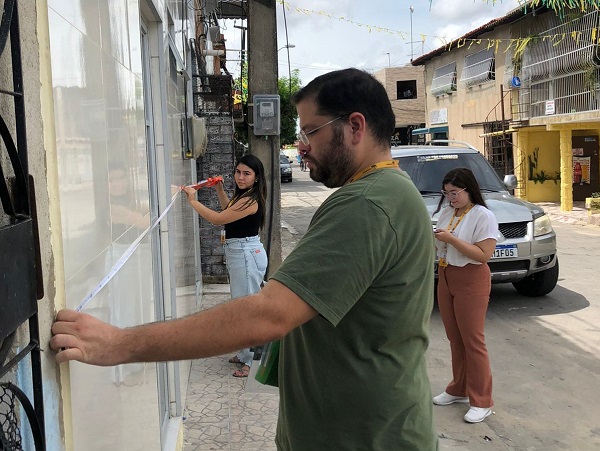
[[228, 356, 243, 364], [232, 365, 250, 378]]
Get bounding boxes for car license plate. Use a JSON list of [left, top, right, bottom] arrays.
[[493, 244, 517, 259]]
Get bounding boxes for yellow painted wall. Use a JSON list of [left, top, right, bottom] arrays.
[[524, 131, 561, 202], [526, 180, 560, 202]]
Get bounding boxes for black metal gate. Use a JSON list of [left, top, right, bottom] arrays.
[[1, 0, 46, 449]]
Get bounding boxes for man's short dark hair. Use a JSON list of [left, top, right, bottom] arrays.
[[292, 68, 395, 147]]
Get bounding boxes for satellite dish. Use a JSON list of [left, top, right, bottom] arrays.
[[511, 76, 522, 88]]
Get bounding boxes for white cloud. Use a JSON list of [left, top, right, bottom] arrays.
[[222, 0, 524, 84]]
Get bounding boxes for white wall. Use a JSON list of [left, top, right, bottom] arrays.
[[45, 0, 197, 448]]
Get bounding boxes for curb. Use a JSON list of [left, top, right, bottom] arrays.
[[545, 211, 600, 227]]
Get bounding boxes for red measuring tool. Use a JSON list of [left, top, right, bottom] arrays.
[[187, 176, 223, 190]]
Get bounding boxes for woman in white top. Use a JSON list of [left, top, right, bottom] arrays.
[[432, 167, 498, 424]]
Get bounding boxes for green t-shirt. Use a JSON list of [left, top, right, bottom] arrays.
[[271, 168, 437, 451]]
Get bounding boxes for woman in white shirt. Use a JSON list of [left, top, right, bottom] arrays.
[[432, 167, 498, 424]]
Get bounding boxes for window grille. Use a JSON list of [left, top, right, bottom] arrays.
[[483, 121, 513, 178], [1, 1, 46, 449], [529, 70, 600, 117], [461, 48, 495, 87], [522, 10, 600, 83], [431, 62, 457, 96]]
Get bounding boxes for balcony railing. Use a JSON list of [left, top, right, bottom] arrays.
[[529, 69, 600, 117], [519, 10, 600, 118], [192, 75, 233, 116]]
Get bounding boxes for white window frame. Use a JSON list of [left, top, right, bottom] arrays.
[[460, 48, 495, 87], [431, 62, 457, 96]]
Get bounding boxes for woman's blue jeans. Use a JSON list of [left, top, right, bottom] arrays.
[[223, 235, 268, 366]]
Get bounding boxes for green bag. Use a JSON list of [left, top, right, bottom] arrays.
[[254, 340, 280, 387]]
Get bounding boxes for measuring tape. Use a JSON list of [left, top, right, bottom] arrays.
[[75, 189, 181, 312], [75, 176, 223, 312], [186, 176, 223, 190]]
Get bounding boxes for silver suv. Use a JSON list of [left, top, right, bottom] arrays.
[[392, 141, 558, 297]]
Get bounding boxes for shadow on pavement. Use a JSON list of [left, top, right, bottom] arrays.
[[486, 283, 590, 318]]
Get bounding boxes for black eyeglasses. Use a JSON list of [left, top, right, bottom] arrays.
[[297, 116, 345, 146]]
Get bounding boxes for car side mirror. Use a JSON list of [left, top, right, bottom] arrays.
[[503, 174, 518, 190]]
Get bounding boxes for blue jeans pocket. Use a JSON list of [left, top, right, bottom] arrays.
[[224, 238, 267, 299]]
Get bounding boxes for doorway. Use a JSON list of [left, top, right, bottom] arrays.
[[572, 135, 599, 201]]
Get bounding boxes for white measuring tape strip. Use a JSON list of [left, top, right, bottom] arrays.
[[75, 188, 183, 312]]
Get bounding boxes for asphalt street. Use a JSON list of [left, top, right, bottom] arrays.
[[281, 164, 600, 450]]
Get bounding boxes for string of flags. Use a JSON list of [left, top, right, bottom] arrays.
[[276, 0, 599, 57]]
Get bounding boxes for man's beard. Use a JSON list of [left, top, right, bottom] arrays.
[[307, 126, 354, 188]]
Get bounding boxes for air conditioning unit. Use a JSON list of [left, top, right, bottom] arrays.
[[185, 116, 208, 159], [432, 85, 456, 97]]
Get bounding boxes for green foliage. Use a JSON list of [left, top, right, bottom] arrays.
[[531, 170, 550, 184], [528, 148, 539, 180], [591, 192, 600, 198], [278, 69, 302, 146], [482, 0, 600, 17], [232, 62, 248, 104], [528, 148, 560, 184], [233, 66, 301, 146], [233, 62, 249, 144], [523, 0, 600, 18]]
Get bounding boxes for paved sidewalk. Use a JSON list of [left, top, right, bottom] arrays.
[[182, 283, 279, 451], [182, 201, 596, 450], [536, 201, 600, 227]]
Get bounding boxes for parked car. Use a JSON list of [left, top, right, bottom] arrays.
[[392, 140, 559, 297], [280, 154, 293, 183]]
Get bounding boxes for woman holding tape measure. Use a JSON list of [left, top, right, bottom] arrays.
[[432, 167, 498, 424], [183, 154, 268, 378]]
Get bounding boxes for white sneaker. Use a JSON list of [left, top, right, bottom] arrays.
[[464, 406, 492, 423], [432, 391, 469, 406]]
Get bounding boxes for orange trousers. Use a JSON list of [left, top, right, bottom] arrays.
[[437, 263, 493, 408]]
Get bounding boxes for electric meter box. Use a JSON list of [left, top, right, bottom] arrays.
[[253, 94, 280, 136]]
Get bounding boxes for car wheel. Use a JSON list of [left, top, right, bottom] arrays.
[[512, 258, 559, 297]]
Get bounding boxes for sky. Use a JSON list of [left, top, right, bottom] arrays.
[[220, 0, 523, 85]]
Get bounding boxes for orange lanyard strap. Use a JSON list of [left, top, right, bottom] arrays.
[[446, 204, 473, 233], [347, 160, 398, 184], [438, 204, 474, 268]]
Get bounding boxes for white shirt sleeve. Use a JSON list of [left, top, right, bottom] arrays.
[[436, 204, 498, 267]]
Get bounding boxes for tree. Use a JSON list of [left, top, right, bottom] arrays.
[[278, 69, 302, 146], [233, 66, 301, 145], [233, 62, 249, 144]]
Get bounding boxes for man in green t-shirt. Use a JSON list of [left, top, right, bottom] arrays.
[[51, 68, 438, 450]]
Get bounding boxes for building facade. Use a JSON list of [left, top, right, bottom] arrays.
[[373, 65, 426, 145], [2, 1, 205, 449], [412, 5, 600, 210]]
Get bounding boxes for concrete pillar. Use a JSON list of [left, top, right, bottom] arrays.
[[516, 131, 528, 199], [559, 128, 573, 211], [248, 0, 282, 275]]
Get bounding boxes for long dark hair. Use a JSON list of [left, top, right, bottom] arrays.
[[433, 167, 487, 216], [229, 154, 267, 227]]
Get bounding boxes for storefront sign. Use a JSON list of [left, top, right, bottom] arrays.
[[545, 100, 555, 115]]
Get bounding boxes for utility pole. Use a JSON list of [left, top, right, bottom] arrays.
[[410, 6, 414, 62], [248, 0, 282, 274]]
